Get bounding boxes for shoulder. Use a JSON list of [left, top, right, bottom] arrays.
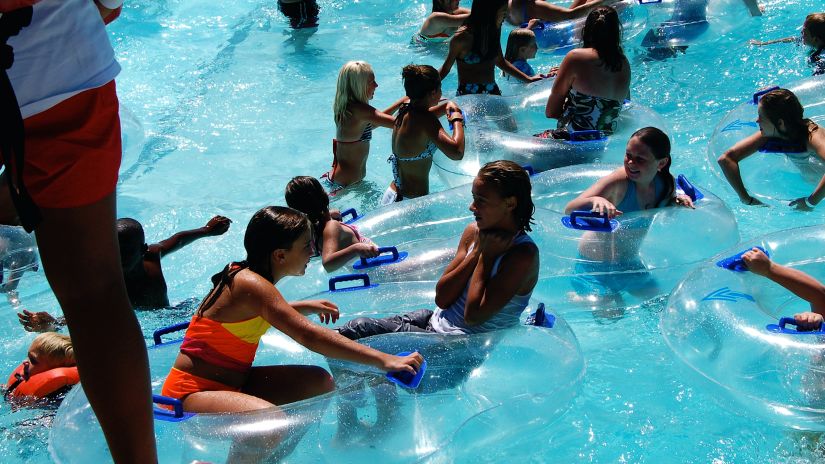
[[349, 101, 377, 118]]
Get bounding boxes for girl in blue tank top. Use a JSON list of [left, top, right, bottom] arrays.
[[564, 127, 695, 217]]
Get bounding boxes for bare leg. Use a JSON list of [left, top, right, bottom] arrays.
[[34, 193, 157, 463]]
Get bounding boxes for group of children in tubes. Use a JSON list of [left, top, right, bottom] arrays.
[[5, 1, 825, 460]]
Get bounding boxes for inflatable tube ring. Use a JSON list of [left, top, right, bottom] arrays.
[[715, 246, 769, 272], [5, 362, 79, 400], [385, 352, 428, 389]]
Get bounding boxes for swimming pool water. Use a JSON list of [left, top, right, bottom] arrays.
[[2, 0, 825, 461]]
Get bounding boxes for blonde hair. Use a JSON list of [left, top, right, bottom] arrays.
[[333, 61, 374, 125], [33, 332, 75, 366], [504, 28, 536, 62]]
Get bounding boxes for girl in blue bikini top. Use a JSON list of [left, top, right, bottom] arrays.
[[381, 65, 465, 205]]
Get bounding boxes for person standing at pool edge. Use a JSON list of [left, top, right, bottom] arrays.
[[0, 1, 157, 462]]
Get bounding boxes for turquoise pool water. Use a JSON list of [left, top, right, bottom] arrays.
[[2, 0, 825, 461]]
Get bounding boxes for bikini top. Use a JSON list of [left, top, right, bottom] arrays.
[[180, 314, 271, 373], [458, 51, 483, 64], [335, 123, 373, 144], [388, 141, 438, 192]]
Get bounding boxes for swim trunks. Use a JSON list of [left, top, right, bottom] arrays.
[[19, 80, 122, 208]]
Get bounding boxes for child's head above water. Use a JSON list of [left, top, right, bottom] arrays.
[[116, 218, 146, 272], [582, 6, 625, 72], [401, 64, 441, 102], [473, 160, 535, 232], [285, 176, 330, 225], [802, 13, 825, 49], [28, 332, 74, 377], [333, 61, 376, 124], [244, 206, 312, 282], [625, 127, 674, 197], [758, 89, 809, 146], [504, 28, 537, 62]]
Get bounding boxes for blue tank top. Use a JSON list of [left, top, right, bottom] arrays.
[[616, 175, 668, 213], [429, 232, 535, 334]]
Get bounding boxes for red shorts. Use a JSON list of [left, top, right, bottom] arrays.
[[19, 80, 122, 209], [161, 367, 241, 404]]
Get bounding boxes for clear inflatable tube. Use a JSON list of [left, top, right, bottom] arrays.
[[119, 103, 144, 175], [532, 0, 649, 54], [640, 0, 753, 49], [0, 225, 42, 308], [528, 163, 739, 309], [434, 83, 667, 188], [49, 281, 585, 463], [706, 76, 825, 202], [661, 225, 825, 431]]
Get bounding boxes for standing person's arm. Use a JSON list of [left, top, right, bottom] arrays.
[[545, 52, 576, 119], [496, 54, 542, 83]]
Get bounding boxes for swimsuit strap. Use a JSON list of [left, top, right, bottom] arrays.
[[388, 141, 437, 194]]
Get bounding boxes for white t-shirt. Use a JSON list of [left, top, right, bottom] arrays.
[[7, 0, 121, 118]]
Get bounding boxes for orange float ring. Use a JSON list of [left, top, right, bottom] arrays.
[[4, 362, 79, 400]]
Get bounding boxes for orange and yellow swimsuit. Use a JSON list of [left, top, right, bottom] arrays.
[[161, 314, 270, 401]]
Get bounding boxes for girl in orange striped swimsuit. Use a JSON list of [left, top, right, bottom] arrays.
[[161, 206, 422, 461]]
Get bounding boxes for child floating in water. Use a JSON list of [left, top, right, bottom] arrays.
[[17, 216, 231, 332], [285, 176, 379, 272], [414, 0, 470, 44], [742, 247, 825, 330], [749, 13, 825, 76], [4, 332, 78, 406]]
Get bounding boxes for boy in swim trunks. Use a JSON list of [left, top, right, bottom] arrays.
[[17, 215, 232, 331], [278, 0, 319, 29]]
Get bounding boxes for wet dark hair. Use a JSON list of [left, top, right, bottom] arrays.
[[582, 6, 625, 73], [432, 0, 450, 13], [464, 0, 508, 62], [401, 64, 441, 100], [630, 127, 674, 205], [285, 176, 329, 224], [804, 13, 825, 63], [760, 89, 816, 148], [476, 160, 535, 231], [116, 218, 147, 264], [197, 206, 309, 316]]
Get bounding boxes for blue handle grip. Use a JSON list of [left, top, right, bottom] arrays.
[[340, 208, 358, 224], [522, 165, 536, 176], [676, 174, 704, 202], [765, 317, 825, 334], [360, 246, 399, 266], [751, 86, 780, 105], [329, 273, 371, 292], [153, 395, 185, 418], [563, 210, 617, 232], [569, 130, 603, 141], [637, 0, 662, 4], [152, 321, 190, 346]]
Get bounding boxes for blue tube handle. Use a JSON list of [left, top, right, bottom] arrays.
[[569, 130, 603, 141], [329, 273, 371, 292], [152, 321, 190, 346], [340, 208, 358, 223], [751, 86, 780, 105], [153, 394, 185, 418], [766, 317, 825, 334], [637, 0, 662, 4], [522, 165, 535, 176], [360, 246, 400, 267], [570, 210, 610, 228]]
